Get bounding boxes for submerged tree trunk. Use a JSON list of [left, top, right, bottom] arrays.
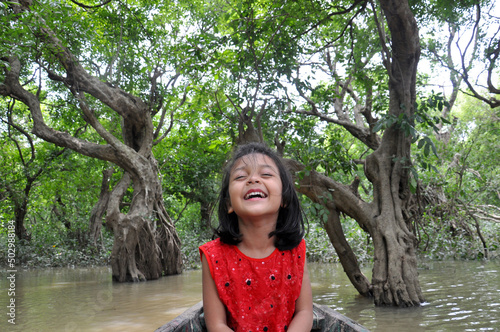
[[107, 165, 182, 282], [323, 210, 373, 298], [363, 0, 424, 306], [365, 130, 424, 306]]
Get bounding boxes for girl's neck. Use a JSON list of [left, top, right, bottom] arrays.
[[237, 216, 277, 259]]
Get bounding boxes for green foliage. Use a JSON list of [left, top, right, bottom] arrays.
[[287, 116, 357, 181], [0, 218, 113, 268], [305, 222, 338, 263], [175, 207, 214, 269], [0, 110, 110, 267], [411, 0, 491, 24], [300, 195, 373, 265], [417, 207, 499, 260], [304, 217, 373, 265], [413, 91, 499, 260]]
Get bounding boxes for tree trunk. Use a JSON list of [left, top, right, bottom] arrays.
[[365, 132, 424, 306], [200, 201, 213, 228], [89, 166, 114, 247], [323, 210, 373, 298], [106, 162, 182, 282], [52, 195, 71, 230], [12, 177, 37, 241], [14, 196, 30, 241], [362, 0, 424, 306]]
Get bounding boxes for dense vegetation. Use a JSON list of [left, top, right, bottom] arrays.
[[1, 0, 498, 305]]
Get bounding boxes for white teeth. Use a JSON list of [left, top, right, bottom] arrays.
[[245, 192, 265, 199]]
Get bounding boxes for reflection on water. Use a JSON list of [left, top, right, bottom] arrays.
[[0, 261, 499, 331]]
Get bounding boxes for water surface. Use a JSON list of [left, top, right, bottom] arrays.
[[1, 260, 498, 331]]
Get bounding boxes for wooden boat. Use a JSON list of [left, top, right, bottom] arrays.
[[155, 302, 370, 332]]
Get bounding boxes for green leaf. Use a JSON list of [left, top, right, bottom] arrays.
[[372, 120, 385, 133], [409, 177, 417, 194], [424, 143, 430, 157]]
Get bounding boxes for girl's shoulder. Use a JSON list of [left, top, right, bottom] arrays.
[[284, 238, 306, 263]]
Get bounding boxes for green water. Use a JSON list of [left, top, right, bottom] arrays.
[[0, 260, 499, 331]]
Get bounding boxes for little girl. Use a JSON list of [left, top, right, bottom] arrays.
[[200, 143, 313, 332]]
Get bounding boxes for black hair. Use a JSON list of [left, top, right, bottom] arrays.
[[216, 142, 305, 251]]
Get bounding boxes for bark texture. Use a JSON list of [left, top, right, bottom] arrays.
[[89, 167, 114, 247], [364, 0, 424, 306]]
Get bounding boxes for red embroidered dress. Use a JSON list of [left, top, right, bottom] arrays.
[[199, 238, 306, 332]]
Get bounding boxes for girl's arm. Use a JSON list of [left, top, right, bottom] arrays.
[[201, 253, 233, 332], [287, 262, 314, 331]]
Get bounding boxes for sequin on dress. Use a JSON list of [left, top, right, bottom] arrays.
[[200, 238, 306, 332]]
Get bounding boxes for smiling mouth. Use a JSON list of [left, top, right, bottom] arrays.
[[244, 191, 268, 200]]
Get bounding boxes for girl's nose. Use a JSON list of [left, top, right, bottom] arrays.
[[247, 173, 260, 183]]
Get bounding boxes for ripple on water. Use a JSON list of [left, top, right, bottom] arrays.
[[1, 261, 499, 331]]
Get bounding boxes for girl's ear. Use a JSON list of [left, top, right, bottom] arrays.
[[228, 205, 234, 214]]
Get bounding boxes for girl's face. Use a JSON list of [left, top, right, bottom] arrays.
[[227, 153, 283, 222]]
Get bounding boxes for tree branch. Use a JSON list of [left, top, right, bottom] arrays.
[[2, 99, 33, 166], [293, 0, 367, 40], [69, 0, 112, 9], [1, 57, 119, 162], [35, 16, 149, 125], [370, 0, 392, 75], [290, 107, 380, 150]]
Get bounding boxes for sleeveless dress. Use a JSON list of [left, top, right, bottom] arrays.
[[199, 238, 306, 332]]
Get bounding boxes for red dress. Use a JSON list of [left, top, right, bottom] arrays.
[[199, 238, 306, 332]]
